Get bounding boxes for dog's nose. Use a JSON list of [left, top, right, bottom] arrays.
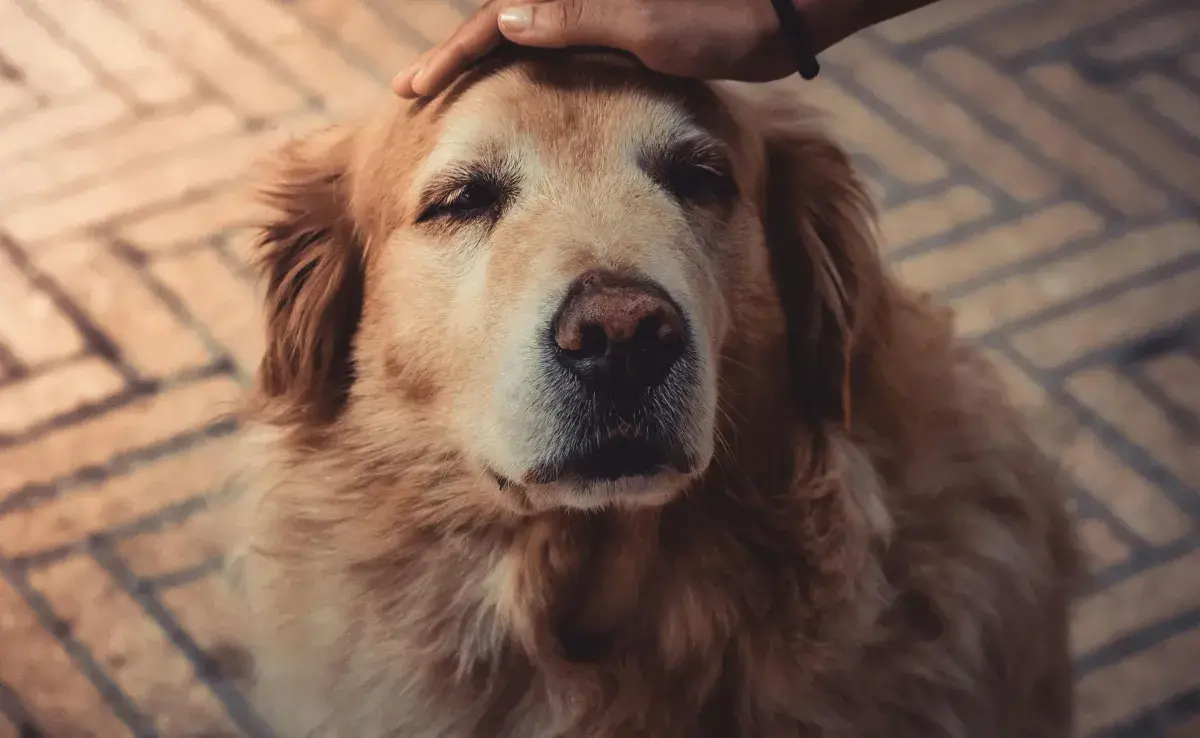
[[553, 271, 687, 392]]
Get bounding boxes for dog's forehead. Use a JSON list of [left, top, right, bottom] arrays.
[[419, 58, 720, 175]]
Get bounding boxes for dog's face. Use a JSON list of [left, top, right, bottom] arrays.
[[252, 51, 879, 513]]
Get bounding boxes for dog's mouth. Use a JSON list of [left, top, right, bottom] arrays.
[[523, 435, 692, 486]]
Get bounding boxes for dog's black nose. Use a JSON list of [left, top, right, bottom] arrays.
[[552, 270, 687, 394]]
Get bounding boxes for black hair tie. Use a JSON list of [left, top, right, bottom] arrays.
[[769, 0, 821, 80]]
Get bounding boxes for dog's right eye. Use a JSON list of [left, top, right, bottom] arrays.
[[444, 181, 501, 215], [417, 175, 508, 224]]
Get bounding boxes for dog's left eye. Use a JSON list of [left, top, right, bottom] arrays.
[[645, 141, 737, 206], [665, 161, 736, 203]]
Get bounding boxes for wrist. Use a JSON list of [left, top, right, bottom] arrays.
[[767, 0, 821, 79], [790, 0, 859, 53], [798, 0, 943, 51]]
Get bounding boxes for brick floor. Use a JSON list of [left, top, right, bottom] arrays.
[[0, 0, 1197, 736]]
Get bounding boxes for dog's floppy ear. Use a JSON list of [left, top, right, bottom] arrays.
[[762, 118, 886, 434], [252, 129, 365, 426]]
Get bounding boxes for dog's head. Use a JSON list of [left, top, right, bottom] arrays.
[[250, 50, 884, 513]]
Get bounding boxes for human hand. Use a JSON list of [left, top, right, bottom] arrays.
[[392, 0, 802, 99]]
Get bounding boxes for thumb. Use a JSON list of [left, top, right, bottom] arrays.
[[497, 1, 610, 48]]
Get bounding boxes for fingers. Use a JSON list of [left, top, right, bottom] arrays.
[[391, 47, 436, 98], [393, 1, 516, 98], [393, 0, 617, 98], [495, 1, 605, 48]]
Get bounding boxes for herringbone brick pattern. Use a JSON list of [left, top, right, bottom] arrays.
[[0, 0, 1196, 735]]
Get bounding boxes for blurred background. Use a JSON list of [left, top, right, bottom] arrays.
[[0, 0, 1197, 735]]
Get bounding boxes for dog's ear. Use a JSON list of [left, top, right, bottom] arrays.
[[762, 120, 886, 434], [252, 129, 365, 426]]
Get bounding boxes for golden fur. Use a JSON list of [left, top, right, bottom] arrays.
[[225, 49, 1081, 738]]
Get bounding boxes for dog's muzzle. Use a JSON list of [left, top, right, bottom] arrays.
[[527, 269, 699, 485]]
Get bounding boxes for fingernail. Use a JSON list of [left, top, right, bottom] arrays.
[[498, 6, 534, 31], [391, 69, 415, 95], [409, 67, 430, 94]]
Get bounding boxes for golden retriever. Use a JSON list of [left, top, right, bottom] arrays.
[[225, 48, 1081, 738]]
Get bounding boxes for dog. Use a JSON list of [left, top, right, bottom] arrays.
[[224, 48, 1081, 738]]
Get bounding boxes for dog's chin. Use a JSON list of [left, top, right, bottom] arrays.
[[491, 436, 707, 512], [541, 470, 694, 511]]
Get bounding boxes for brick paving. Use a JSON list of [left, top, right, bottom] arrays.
[[0, 0, 1197, 735]]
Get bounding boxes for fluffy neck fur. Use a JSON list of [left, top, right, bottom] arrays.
[[245, 341, 894, 735]]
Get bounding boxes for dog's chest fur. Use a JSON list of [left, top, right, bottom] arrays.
[[235, 441, 889, 738]]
